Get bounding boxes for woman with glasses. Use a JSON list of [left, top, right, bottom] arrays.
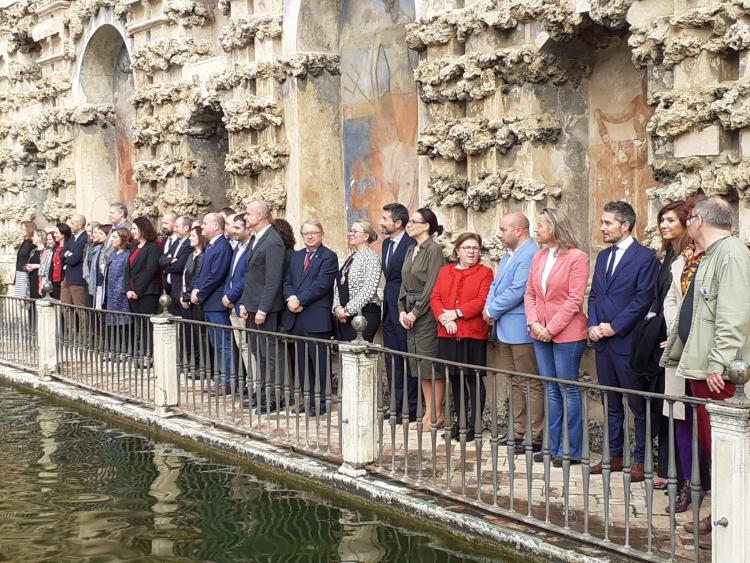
[[430, 233, 493, 442], [333, 219, 382, 342], [524, 208, 589, 466], [399, 208, 445, 431]]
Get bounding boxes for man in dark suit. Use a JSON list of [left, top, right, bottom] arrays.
[[588, 201, 658, 482], [61, 213, 89, 306], [159, 215, 192, 316], [379, 202, 417, 422], [283, 219, 338, 415], [222, 213, 252, 375], [239, 200, 285, 409], [191, 213, 233, 393]]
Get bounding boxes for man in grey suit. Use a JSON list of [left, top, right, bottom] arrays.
[[239, 200, 286, 410]]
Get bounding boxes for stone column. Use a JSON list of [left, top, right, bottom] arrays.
[[36, 300, 58, 379], [338, 342, 379, 477], [707, 400, 750, 563], [151, 316, 178, 416]]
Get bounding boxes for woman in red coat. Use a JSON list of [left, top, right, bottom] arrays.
[[430, 232, 493, 442]]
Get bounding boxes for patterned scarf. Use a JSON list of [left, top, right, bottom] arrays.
[[680, 242, 704, 294]]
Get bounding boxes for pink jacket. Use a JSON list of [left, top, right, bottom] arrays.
[[524, 247, 589, 343]]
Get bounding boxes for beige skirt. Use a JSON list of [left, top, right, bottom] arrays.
[[662, 366, 686, 420]]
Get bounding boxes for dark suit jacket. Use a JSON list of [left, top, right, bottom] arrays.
[[62, 231, 89, 285], [125, 240, 161, 297], [159, 237, 192, 304], [241, 227, 285, 315], [381, 234, 415, 325], [193, 235, 232, 312], [588, 239, 659, 354], [282, 245, 338, 333], [223, 242, 250, 315]]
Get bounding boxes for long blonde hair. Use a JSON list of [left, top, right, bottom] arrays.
[[540, 208, 580, 254]]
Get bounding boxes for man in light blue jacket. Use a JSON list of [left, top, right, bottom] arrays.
[[483, 212, 542, 454]]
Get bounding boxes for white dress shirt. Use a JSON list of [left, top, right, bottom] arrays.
[[608, 235, 634, 275], [541, 247, 558, 294]]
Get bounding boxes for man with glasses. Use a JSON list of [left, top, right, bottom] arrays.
[[661, 197, 750, 546], [379, 202, 418, 423], [283, 220, 339, 415], [483, 212, 542, 454], [588, 201, 658, 483]]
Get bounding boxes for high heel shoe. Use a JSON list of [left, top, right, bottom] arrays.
[[665, 485, 705, 514]]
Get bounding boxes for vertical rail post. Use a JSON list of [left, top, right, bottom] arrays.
[[36, 299, 58, 379], [338, 339, 378, 477], [152, 315, 178, 415]]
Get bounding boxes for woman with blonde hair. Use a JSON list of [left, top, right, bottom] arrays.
[[13, 221, 36, 298], [525, 207, 589, 466], [333, 218, 382, 342]]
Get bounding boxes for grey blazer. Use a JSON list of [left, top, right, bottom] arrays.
[[240, 226, 286, 314]]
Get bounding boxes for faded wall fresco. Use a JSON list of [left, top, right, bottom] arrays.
[[339, 0, 419, 233], [588, 41, 656, 249], [113, 46, 137, 205]]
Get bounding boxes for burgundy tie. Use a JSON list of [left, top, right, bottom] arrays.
[[303, 250, 313, 271]]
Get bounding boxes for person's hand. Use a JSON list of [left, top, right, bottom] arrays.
[[599, 323, 616, 338], [660, 340, 668, 349], [537, 327, 553, 342], [335, 306, 348, 322], [287, 296, 301, 311], [588, 326, 602, 342], [438, 309, 458, 324], [706, 371, 726, 394], [240, 306, 248, 321], [221, 296, 231, 308], [126, 290, 137, 300], [482, 308, 495, 326], [444, 320, 458, 335], [254, 311, 266, 325], [180, 299, 189, 310], [400, 311, 417, 330], [530, 321, 544, 337], [190, 290, 199, 305]]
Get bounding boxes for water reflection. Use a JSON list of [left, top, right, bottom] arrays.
[[0, 384, 515, 562]]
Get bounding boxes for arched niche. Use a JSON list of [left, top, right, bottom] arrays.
[[73, 21, 137, 221]]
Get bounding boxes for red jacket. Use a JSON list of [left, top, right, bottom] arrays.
[[430, 263, 493, 340]]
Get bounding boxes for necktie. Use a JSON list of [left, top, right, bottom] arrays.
[[303, 250, 313, 271], [386, 240, 395, 269], [605, 246, 618, 281]]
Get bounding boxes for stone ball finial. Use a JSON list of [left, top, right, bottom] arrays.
[[351, 313, 367, 343], [728, 356, 750, 403], [41, 280, 53, 300]]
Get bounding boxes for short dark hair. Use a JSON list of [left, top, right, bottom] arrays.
[[113, 227, 132, 248], [233, 212, 247, 226], [383, 202, 409, 230], [603, 201, 636, 232], [416, 207, 443, 236], [221, 207, 236, 217], [55, 223, 72, 241], [272, 218, 296, 250], [132, 217, 158, 243], [96, 223, 113, 237], [190, 226, 208, 250]]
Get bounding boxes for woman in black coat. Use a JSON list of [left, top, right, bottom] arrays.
[[125, 217, 161, 365]]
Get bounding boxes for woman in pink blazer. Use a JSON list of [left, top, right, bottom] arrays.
[[524, 208, 590, 465]]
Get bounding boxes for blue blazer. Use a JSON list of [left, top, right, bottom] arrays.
[[588, 239, 658, 354], [223, 242, 250, 315], [381, 234, 416, 324], [485, 239, 539, 344], [193, 236, 232, 312], [62, 231, 89, 285], [282, 245, 338, 333]]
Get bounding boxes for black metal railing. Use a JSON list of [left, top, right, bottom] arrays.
[[370, 344, 708, 563], [172, 316, 343, 460], [0, 295, 38, 370]]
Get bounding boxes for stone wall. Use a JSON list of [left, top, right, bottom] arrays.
[[0, 0, 748, 276]]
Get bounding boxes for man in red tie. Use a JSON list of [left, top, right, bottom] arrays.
[[282, 220, 339, 415]]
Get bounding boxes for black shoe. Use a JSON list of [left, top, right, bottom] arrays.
[[514, 443, 542, 455], [449, 425, 475, 442], [533, 451, 559, 463], [553, 457, 581, 468]]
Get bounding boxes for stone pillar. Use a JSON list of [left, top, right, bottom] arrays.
[[36, 300, 58, 379], [151, 316, 178, 415], [707, 400, 750, 563], [338, 342, 379, 477]]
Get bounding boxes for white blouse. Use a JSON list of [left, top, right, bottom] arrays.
[[541, 247, 559, 294]]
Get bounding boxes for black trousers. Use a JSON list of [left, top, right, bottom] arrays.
[[246, 312, 280, 402]]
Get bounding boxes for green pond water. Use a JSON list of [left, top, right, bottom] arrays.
[[0, 384, 528, 562]]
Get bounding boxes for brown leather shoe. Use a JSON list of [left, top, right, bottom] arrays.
[[590, 456, 623, 474], [209, 384, 232, 396], [629, 462, 645, 482], [685, 515, 712, 535]]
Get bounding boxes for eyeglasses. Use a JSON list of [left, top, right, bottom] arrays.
[[687, 213, 702, 223], [302, 231, 322, 237], [407, 219, 427, 224], [348, 229, 365, 235], [459, 246, 481, 252]]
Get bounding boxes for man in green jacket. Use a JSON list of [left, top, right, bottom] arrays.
[[661, 196, 750, 544]]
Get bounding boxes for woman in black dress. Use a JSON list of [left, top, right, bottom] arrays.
[[13, 221, 36, 299], [25, 229, 45, 299], [180, 226, 207, 369]]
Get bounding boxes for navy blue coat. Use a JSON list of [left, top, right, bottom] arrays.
[[193, 236, 232, 312], [282, 245, 338, 334], [588, 240, 659, 355], [381, 234, 415, 325], [159, 237, 192, 305], [223, 242, 250, 316], [62, 231, 89, 285]]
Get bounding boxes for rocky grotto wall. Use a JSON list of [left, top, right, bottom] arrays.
[[0, 0, 748, 279]]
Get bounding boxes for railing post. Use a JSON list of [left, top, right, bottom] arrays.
[[338, 341, 379, 477], [152, 315, 178, 415], [36, 300, 58, 379], [707, 394, 750, 562]]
